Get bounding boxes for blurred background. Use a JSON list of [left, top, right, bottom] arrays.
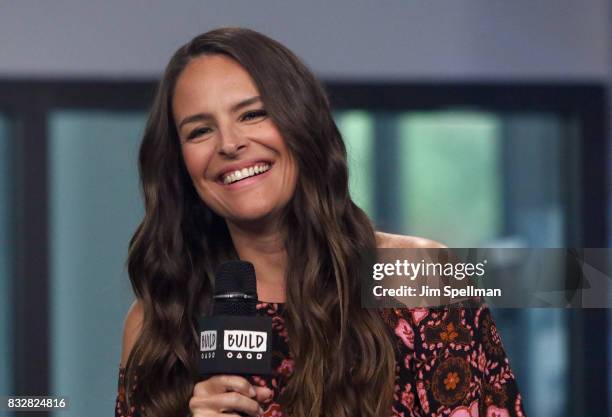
[[0, 1, 610, 416]]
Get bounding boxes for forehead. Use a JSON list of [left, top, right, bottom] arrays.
[[173, 54, 259, 110]]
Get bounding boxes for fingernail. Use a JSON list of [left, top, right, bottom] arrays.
[[249, 387, 256, 397], [258, 406, 264, 416]]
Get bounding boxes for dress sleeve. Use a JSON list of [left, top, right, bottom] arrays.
[[387, 304, 526, 417], [115, 366, 142, 417]]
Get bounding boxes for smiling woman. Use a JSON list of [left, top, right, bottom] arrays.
[[117, 27, 524, 417], [174, 54, 298, 229]]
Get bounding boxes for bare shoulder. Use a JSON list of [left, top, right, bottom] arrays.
[[375, 231, 447, 249], [120, 299, 144, 367]]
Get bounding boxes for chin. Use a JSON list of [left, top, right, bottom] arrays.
[[227, 209, 280, 225], [227, 206, 279, 224]]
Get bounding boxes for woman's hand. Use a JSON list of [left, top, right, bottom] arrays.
[[189, 375, 274, 417]]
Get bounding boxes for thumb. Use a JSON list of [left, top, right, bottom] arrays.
[[254, 386, 274, 403]]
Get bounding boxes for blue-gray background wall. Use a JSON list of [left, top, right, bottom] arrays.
[[0, 1, 609, 80]]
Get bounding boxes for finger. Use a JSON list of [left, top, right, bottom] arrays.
[[197, 375, 256, 398], [191, 410, 240, 417], [191, 411, 241, 417], [189, 395, 216, 414], [190, 411, 222, 417], [215, 391, 263, 416], [190, 391, 262, 416], [254, 386, 274, 403]]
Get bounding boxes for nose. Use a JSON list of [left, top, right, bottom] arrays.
[[218, 125, 247, 157]]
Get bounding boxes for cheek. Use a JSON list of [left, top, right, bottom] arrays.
[[180, 145, 222, 208], [181, 145, 212, 180], [181, 154, 198, 179]]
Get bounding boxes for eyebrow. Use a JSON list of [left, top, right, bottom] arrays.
[[177, 96, 262, 130]]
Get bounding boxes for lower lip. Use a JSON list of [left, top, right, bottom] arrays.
[[220, 166, 273, 190]]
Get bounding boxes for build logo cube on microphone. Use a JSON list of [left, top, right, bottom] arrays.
[[198, 315, 273, 375]]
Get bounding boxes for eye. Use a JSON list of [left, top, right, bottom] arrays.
[[240, 109, 267, 122], [186, 126, 212, 141]]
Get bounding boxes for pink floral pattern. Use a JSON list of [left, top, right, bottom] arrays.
[[383, 304, 525, 417], [395, 318, 416, 350], [115, 302, 525, 417]]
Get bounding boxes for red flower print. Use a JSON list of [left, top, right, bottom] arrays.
[[486, 405, 510, 417], [278, 358, 294, 377], [263, 402, 283, 417], [449, 400, 479, 417], [440, 323, 459, 342], [444, 372, 460, 390], [395, 318, 415, 349], [416, 381, 430, 413], [400, 383, 415, 409], [411, 308, 429, 325]]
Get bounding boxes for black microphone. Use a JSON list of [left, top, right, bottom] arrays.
[[198, 261, 273, 377]]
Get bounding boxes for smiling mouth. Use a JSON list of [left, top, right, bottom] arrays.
[[220, 162, 272, 185]]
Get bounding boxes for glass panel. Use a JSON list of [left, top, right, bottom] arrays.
[[0, 113, 13, 398], [335, 111, 375, 217], [48, 111, 146, 417], [500, 113, 568, 247], [398, 111, 503, 246]]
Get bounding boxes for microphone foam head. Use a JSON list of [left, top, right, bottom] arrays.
[[214, 260, 257, 296], [213, 261, 258, 316]]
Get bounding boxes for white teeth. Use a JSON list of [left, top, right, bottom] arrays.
[[222, 163, 270, 185]]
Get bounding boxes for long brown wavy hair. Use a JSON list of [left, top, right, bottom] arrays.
[[125, 27, 397, 417]]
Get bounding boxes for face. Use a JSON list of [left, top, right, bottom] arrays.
[[172, 54, 298, 228]]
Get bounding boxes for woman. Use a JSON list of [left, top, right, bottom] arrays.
[[117, 27, 524, 417]]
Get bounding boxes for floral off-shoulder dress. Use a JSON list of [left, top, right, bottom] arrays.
[[116, 302, 525, 417]]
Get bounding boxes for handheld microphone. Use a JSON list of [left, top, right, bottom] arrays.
[[198, 261, 273, 377]]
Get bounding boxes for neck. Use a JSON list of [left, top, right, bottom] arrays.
[[226, 220, 288, 303]]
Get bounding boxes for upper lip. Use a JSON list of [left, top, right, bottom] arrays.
[[215, 159, 274, 181]]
